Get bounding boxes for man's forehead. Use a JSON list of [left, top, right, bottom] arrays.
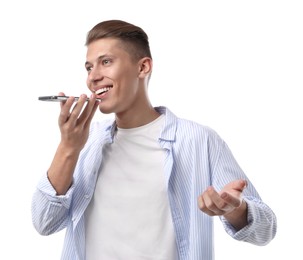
[[85, 39, 131, 64], [86, 39, 123, 56]]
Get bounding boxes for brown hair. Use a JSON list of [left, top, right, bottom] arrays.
[[86, 20, 152, 61]]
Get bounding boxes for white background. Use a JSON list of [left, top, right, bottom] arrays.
[[0, 0, 302, 259]]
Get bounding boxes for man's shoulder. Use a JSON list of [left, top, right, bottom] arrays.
[[177, 117, 220, 138], [159, 106, 222, 143], [162, 106, 217, 133]]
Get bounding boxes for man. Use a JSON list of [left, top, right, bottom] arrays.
[[32, 19, 277, 260]]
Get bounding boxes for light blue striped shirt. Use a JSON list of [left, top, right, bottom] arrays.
[[32, 106, 277, 260]]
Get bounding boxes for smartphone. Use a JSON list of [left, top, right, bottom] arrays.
[[38, 95, 101, 102]]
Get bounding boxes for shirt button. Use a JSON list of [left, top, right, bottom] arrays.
[[84, 194, 90, 199]]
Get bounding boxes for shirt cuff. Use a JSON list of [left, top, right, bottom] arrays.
[[36, 172, 75, 209], [220, 199, 255, 241]]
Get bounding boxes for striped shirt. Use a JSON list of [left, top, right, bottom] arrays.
[[31, 106, 277, 260]]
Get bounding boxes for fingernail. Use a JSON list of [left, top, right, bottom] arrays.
[[221, 192, 227, 199]]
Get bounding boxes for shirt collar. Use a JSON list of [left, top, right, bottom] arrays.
[[104, 106, 178, 143]]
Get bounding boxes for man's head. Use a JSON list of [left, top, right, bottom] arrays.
[[85, 20, 153, 119], [86, 20, 152, 62]]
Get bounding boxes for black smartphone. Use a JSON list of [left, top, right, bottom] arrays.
[[38, 96, 101, 102]]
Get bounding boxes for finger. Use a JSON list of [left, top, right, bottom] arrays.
[[230, 179, 247, 192], [78, 94, 99, 126], [238, 179, 247, 191], [58, 95, 77, 126], [67, 94, 88, 122], [199, 187, 226, 216], [84, 99, 100, 129], [220, 192, 242, 208], [198, 195, 217, 216], [58, 92, 65, 109], [208, 187, 231, 213]]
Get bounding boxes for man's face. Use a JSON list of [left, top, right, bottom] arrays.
[[85, 38, 143, 115]]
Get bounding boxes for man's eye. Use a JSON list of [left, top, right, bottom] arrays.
[[86, 66, 92, 72], [102, 59, 111, 65]]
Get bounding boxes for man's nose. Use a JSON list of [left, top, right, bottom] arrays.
[[88, 67, 103, 82]]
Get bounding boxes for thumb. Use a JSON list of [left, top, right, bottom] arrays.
[[234, 179, 247, 192]]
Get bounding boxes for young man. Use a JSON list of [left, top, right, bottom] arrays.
[[32, 20, 277, 260]]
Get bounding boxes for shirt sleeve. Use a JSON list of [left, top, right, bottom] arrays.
[[31, 172, 75, 236], [220, 199, 277, 245], [212, 140, 277, 245]]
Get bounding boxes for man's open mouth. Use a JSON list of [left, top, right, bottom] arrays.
[[95, 86, 112, 95]]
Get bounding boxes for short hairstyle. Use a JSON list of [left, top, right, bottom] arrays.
[[85, 20, 152, 61]]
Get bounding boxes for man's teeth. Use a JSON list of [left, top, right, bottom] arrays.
[[96, 87, 111, 95]]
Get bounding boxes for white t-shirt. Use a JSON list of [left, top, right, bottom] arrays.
[[85, 115, 178, 260]]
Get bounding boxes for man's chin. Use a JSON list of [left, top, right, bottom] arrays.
[[99, 106, 114, 115]]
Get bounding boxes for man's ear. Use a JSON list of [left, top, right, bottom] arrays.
[[138, 57, 152, 78]]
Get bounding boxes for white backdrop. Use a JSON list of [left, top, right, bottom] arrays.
[[0, 0, 302, 259]]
